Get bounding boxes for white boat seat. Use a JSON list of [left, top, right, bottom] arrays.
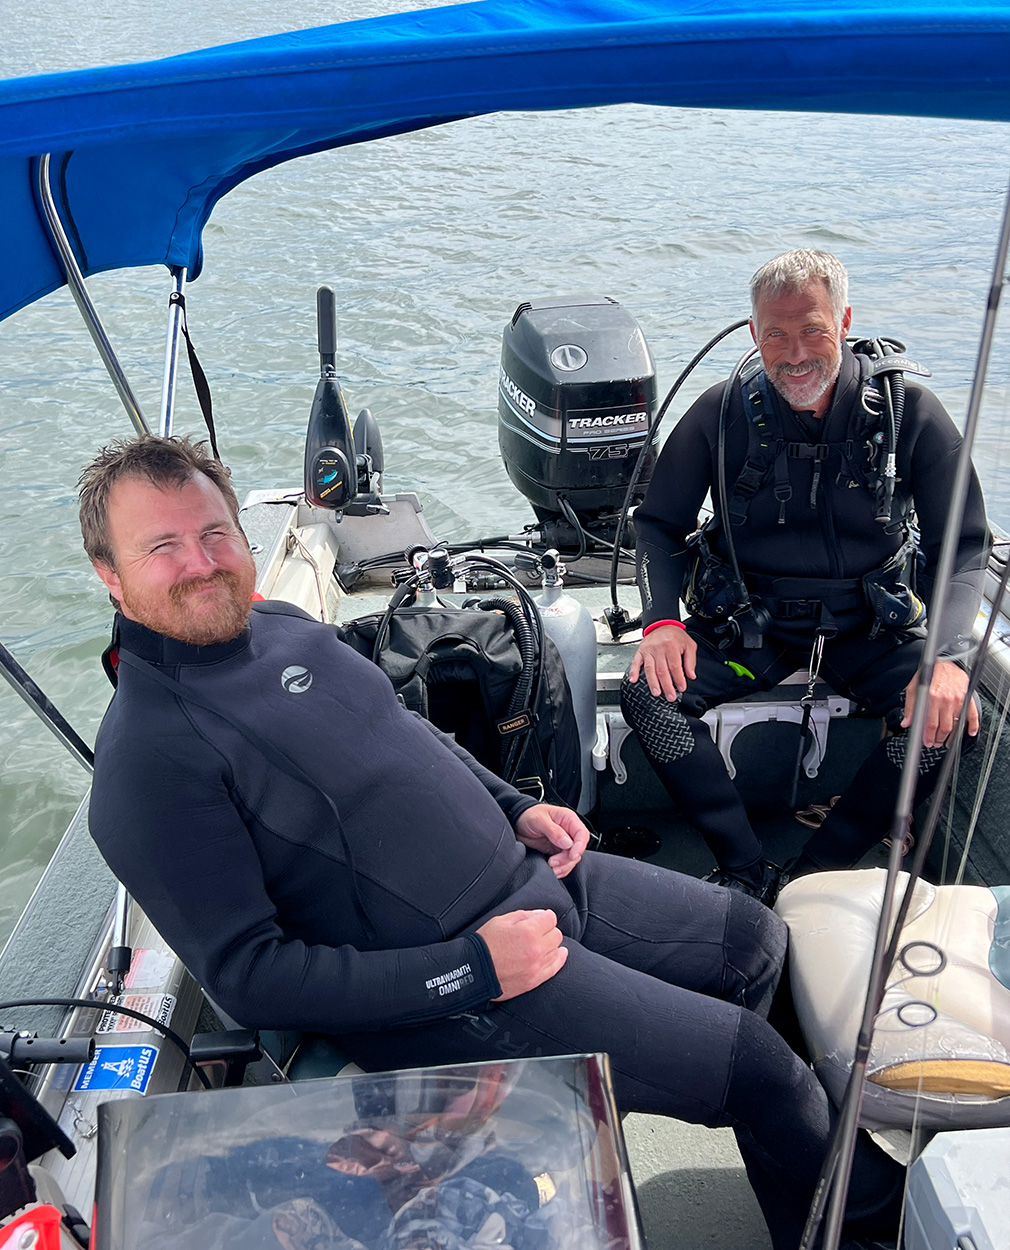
[[776, 869, 1010, 1130]]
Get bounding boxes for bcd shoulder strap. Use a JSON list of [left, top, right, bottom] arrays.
[[727, 350, 920, 528]]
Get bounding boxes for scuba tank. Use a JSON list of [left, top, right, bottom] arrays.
[[304, 285, 357, 510], [530, 550, 598, 814]]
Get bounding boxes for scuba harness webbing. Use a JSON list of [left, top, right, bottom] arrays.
[[729, 341, 930, 528], [686, 340, 931, 648]]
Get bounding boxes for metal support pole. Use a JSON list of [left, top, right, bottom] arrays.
[[106, 884, 132, 995], [809, 174, 1010, 1250], [0, 640, 94, 774], [159, 268, 187, 436], [0, 638, 134, 991], [36, 153, 150, 436]]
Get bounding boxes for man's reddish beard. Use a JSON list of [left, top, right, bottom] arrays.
[[121, 567, 255, 645]]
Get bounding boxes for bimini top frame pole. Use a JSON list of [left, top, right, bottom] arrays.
[[36, 153, 150, 437], [808, 172, 1010, 1250], [0, 640, 93, 775], [159, 267, 187, 437]]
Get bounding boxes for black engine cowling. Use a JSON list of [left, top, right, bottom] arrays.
[[497, 296, 658, 538]]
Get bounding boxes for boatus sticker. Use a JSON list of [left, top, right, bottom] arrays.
[[73, 1044, 157, 1094], [96, 992, 176, 1034]]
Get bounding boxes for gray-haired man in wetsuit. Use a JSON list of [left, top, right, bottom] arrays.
[[623, 249, 987, 901], [80, 434, 902, 1250]]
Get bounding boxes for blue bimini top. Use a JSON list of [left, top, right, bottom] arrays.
[[0, 0, 1007, 324]]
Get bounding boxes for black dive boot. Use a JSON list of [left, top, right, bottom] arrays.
[[704, 858, 785, 907]]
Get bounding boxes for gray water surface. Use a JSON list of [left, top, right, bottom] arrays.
[[0, 1, 1008, 942]]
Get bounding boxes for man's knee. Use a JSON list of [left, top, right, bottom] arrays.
[[722, 891, 788, 1016], [883, 730, 948, 774], [880, 714, 978, 772], [620, 673, 705, 763]]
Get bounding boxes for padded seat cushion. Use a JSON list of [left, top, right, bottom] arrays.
[[776, 869, 1010, 1130]]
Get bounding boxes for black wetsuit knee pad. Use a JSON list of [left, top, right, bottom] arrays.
[[620, 674, 697, 764], [884, 733, 947, 774]]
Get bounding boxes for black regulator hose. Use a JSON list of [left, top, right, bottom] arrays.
[[465, 556, 546, 785], [608, 318, 752, 618], [556, 497, 588, 564], [371, 580, 417, 664], [876, 337, 904, 527], [716, 346, 762, 604], [478, 597, 535, 717]]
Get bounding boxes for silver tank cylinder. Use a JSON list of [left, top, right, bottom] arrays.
[[533, 563, 597, 814]]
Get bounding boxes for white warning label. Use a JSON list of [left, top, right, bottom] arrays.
[[97, 993, 176, 1034]]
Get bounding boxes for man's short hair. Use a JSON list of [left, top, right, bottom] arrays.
[[78, 435, 240, 567], [749, 249, 849, 327]]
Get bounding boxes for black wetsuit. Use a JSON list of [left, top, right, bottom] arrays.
[[90, 602, 898, 1249], [622, 345, 989, 875]]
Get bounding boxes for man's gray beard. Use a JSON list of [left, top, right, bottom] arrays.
[[769, 355, 840, 411]]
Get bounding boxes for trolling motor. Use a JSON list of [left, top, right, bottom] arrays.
[[303, 286, 385, 515]]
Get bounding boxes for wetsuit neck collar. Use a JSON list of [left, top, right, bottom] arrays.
[[114, 612, 252, 667]]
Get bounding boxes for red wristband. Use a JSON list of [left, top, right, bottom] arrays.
[[642, 619, 686, 637]]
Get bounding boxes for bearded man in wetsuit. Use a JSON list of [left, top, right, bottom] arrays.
[[622, 249, 988, 901], [80, 434, 902, 1250]]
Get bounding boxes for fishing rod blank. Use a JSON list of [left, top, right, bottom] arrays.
[[806, 172, 1010, 1250]]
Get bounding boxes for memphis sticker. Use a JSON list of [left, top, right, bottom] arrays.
[[73, 1044, 157, 1094]]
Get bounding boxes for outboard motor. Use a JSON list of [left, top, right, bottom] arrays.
[[498, 296, 659, 548]]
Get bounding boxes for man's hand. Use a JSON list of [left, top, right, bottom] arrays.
[[627, 624, 697, 700], [902, 659, 979, 748], [514, 804, 590, 878], [476, 909, 567, 1001]]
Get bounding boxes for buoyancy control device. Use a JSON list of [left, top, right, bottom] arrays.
[[497, 296, 659, 550], [686, 337, 932, 648], [340, 550, 583, 810]]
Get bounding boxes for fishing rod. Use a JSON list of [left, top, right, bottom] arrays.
[[804, 172, 1010, 1250]]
